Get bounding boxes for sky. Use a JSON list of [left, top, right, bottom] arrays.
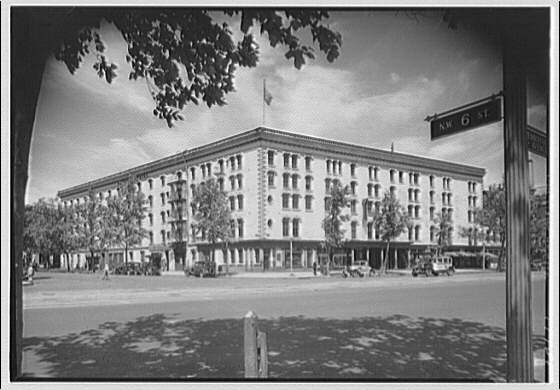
[[26, 9, 549, 203]]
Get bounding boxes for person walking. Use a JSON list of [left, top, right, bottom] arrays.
[[313, 260, 317, 276], [102, 262, 110, 280]]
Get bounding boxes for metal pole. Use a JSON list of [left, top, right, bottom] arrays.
[[290, 239, 293, 273], [503, 28, 533, 382], [263, 79, 266, 126]]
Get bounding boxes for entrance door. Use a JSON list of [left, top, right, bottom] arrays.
[[264, 250, 270, 270]]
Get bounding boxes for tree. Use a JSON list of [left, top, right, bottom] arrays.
[[458, 211, 490, 270], [432, 210, 454, 256], [190, 179, 232, 273], [372, 191, 410, 274], [322, 181, 351, 274], [106, 177, 148, 266], [529, 190, 548, 267], [56, 203, 82, 272], [75, 190, 112, 271], [11, 9, 342, 375], [474, 184, 506, 271]]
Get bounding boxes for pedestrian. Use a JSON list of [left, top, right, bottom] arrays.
[[27, 262, 35, 284], [313, 260, 317, 276], [102, 262, 110, 280]]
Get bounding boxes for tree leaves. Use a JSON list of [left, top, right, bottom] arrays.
[[190, 178, 232, 244], [51, 8, 342, 128]]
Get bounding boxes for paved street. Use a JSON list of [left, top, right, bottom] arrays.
[[22, 271, 547, 381]]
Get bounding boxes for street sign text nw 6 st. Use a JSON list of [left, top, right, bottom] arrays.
[[430, 99, 501, 140]]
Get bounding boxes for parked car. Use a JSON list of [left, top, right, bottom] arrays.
[[412, 255, 454, 277], [344, 260, 373, 277], [185, 261, 217, 278]]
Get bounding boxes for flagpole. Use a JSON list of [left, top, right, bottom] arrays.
[[263, 78, 266, 126]]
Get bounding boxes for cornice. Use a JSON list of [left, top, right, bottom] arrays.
[[58, 126, 485, 199]]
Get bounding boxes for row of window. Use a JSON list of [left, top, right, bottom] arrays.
[[229, 195, 244, 211], [282, 194, 314, 210], [277, 173, 313, 190], [467, 181, 478, 193], [282, 218, 301, 237], [467, 195, 478, 208], [188, 155, 243, 181], [270, 152, 313, 171]]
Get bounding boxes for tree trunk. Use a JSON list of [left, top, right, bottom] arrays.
[[482, 242, 486, 270], [383, 241, 390, 274], [11, 10, 50, 378], [224, 242, 229, 276], [498, 236, 506, 272]]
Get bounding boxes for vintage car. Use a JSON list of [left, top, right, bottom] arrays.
[[185, 260, 217, 277], [344, 260, 373, 277], [412, 255, 454, 277]]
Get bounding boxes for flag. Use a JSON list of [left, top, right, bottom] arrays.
[[391, 142, 394, 153], [264, 81, 273, 106]]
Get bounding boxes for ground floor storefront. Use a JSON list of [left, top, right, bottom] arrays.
[[57, 240, 500, 273]]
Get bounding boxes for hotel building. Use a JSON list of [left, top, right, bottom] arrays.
[[57, 127, 486, 271]]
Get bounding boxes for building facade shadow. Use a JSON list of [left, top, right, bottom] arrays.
[[22, 313, 544, 381]]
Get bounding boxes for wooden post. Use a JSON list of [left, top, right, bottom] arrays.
[[257, 331, 268, 378], [244, 311, 258, 378], [503, 28, 533, 382]]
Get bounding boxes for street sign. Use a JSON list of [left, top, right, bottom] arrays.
[[430, 98, 501, 140], [526, 125, 548, 157]]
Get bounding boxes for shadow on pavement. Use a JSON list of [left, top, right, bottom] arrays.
[[22, 313, 545, 381]]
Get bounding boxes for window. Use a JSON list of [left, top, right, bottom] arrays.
[[368, 183, 373, 197], [292, 218, 299, 237], [230, 220, 236, 238], [350, 163, 356, 177], [149, 213, 153, 226], [282, 194, 290, 209], [368, 166, 373, 180], [149, 232, 154, 244], [390, 169, 395, 183], [283, 173, 290, 189], [305, 156, 312, 171], [367, 222, 373, 239], [374, 167, 379, 181], [161, 212, 166, 223], [468, 210, 473, 223], [414, 226, 420, 241], [375, 228, 380, 240], [399, 171, 404, 184], [268, 150, 275, 166], [148, 179, 153, 190], [305, 176, 312, 191], [230, 176, 235, 191], [161, 176, 165, 186], [292, 174, 298, 190], [408, 188, 414, 202], [148, 195, 153, 208], [282, 218, 290, 237], [351, 222, 357, 239], [268, 171, 275, 187], [415, 205, 420, 219], [190, 168, 196, 180], [414, 173, 419, 186], [218, 178, 224, 191], [237, 219, 244, 238], [236, 155, 242, 170], [291, 154, 298, 169], [230, 156, 236, 171], [267, 195, 273, 204], [409, 172, 414, 185], [447, 193, 452, 206], [230, 196, 236, 210], [237, 195, 244, 210], [430, 226, 435, 242], [325, 178, 331, 192], [408, 226, 414, 241], [161, 193, 165, 205], [430, 191, 435, 204], [305, 195, 312, 210], [267, 219, 273, 228], [324, 197, 331, 211], [430, 175, 434, 188], [351, 181, 357, 195], [237, 174, 243, 189], [390, 186, 396, 197], [351, 200, 357, 214], [283, 153, 290, 168], [472, 196, 477, 207], [292, 194, 299, 209], [442, 193, 446, 205], [408, 205, 413, 217], [375, 184, 380, 198], [430, 207, 435, 220], [326, 160, 331, 174]]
